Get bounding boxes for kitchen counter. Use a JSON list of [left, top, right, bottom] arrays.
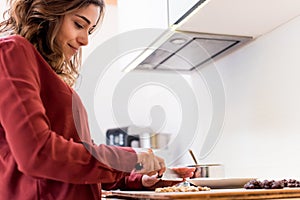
[[102, 198, 300, 200], [102, 188, 300, 200]]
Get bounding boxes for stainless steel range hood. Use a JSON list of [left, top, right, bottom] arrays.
[[125, 0, 300, 72], [134, 31, 251, 71]]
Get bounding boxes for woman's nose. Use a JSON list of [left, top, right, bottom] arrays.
[[78, 32, 89, 46]]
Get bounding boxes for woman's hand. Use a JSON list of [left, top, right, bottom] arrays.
[[135, 149, 166, 176], [141, 174, 161, 188]]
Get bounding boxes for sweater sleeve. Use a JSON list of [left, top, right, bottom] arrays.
[[0, 35, 137, 185], [102, 172, 144, 191]]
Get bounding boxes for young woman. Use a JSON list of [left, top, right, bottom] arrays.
[[0, 0, 182, 199]]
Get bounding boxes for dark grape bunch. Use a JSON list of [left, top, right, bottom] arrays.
[[244, 179, 300, 189], [282, 179, 300, 187]]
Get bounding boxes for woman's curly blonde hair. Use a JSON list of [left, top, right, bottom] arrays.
[[0, 0, 105, 86]]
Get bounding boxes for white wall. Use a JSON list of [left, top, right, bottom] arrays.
[[79, 0, 172, 145], [82, 0, 169, 61], [82, 4, 120, 62], [192, 16, 300, 179], [0, 1, 8, 22]]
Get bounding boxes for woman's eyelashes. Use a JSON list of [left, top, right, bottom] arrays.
[[74, 21, 84, 29], [74, 21, 93, 35]]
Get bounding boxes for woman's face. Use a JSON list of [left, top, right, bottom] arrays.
[[56, 4, 100, 61]]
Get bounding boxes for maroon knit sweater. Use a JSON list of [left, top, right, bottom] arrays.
[[0, 35, 143, 200]]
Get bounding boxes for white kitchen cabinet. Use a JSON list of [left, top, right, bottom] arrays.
[[118, 0, 169, 32], [177, 0, 300, 38], [0, 1, 8, 22], [125, 0, 300, 72], [118, 0, 201, 29], [167, 0, 200, 25]]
